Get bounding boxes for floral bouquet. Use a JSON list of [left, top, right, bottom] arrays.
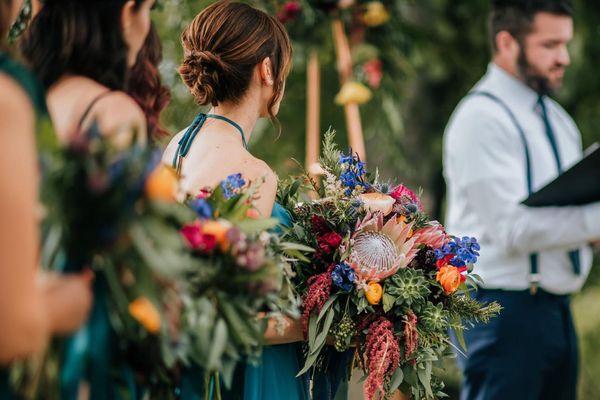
[[174, 173, 303, 395], [277, 131, 501, 400], [14, 123, 195, 398]]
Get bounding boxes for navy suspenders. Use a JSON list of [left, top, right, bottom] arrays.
[[468, 91, 540, 294]]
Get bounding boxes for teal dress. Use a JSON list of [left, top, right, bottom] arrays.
[[242, 203, 309, 400], [174, 115, 310, 400], [0, 51, 47, 399]]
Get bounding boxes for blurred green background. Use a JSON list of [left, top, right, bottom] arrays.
[[153, 1, 600, 398]]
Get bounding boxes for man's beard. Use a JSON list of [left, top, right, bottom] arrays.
[[517, 46, 555, 96]]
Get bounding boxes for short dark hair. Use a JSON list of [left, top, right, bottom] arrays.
[[489, 0, 574, 52], [21, 0, 145, 90]]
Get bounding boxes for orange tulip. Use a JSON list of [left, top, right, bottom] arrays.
[[436, 266, 462, 295], [145, 165, 178, 202], [129, 297, 161, 334], [365, 281, 383, 305]]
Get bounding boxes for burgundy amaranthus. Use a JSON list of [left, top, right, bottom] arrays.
[[403, 310, 419, 362], [301, 266, 334, 336], [363, 317, 401, 400]]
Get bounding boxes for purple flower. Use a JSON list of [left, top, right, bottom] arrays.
[[221, 173, 245, 199], [331, 262, 355, 292], [190, 198, 213, 219], [435, 236, 480, 267], [237, 242, 266, 272], [338, 152, 369, 195]]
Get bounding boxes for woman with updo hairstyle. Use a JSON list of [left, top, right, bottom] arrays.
[[163, 1, 314, 399], [1, 0, 93, 395], [20, 0, 156, 398]]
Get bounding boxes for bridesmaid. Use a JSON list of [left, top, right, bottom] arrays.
[[0, 0, 92, 391], [21, 0, 154, 144], [162, 1, 309, 399], [21, 0, 155, 398]]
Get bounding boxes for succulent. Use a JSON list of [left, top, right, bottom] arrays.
[[384, 268, 430, 308], [420, 302, 448, 333]]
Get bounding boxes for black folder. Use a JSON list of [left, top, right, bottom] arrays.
[[523, 144, 600, 207]]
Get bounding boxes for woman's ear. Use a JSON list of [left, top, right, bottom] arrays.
[[259, 57, 274, 86], [120, 0, 137, 41]]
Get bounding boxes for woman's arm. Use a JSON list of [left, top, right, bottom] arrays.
[[0, 76, 50, 363], [262, 315, 303, 345], [0, 76, 93, 364]]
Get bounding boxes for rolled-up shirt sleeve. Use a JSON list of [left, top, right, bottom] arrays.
[[446, 103, 600, 256]]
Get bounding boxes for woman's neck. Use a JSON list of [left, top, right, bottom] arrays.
[[209, 99, 261, 147]]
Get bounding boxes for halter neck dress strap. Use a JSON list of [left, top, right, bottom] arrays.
[[172, 112, 247, 175]]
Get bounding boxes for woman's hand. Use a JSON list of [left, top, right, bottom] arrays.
[[262, 314, 304, 345], [39, 270, 94, 335]]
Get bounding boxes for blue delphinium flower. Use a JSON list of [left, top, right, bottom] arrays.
[[338, 152, 368, 195], [435, 236, 480, 267], [339, 154, 355, 165], [331, 262, 356, 293], [221, 173, 245, 199], [190, 198, 213, 219]]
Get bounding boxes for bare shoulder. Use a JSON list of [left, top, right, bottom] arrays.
[[94, 91, 146, 133], [0, 73, 33, 119], [245, 157, 278, 188], [0, 74, 34, 133], [162, 129, 186, 166]]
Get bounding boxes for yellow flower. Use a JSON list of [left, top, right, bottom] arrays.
[[436, 266, 461, 295], [363, 2, 390, 27], [359, 193, 395, 216], [145, 165, 178, 202], [335, 81, 373, 106], [129, 297, 161, 334], [202, 220, 231, 251], [365, 281, 383, 305]]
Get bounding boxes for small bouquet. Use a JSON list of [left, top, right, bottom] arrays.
[[175, 173, 302, 393], [278, 131, 501, 400], [16, 123, 195, 398]]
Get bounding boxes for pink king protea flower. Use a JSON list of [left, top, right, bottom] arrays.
[[349, 212, 419, 282], [413, 221, 448, 250]]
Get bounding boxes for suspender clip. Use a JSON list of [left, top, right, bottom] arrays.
[[529, 273, 541, 295]]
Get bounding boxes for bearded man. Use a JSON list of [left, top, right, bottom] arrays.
[[443, 1, 600, 399]]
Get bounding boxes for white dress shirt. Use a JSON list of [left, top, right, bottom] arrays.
[[443, 63, 600, 294]]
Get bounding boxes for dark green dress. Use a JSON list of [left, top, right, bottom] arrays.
[[0, 51, 47, 399]]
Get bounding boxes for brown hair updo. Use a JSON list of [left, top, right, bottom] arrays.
[[179, 0, 292, 120]]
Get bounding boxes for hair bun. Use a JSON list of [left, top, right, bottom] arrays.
[[180, 50, 228, 106], [190, 50, 227, 72]]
